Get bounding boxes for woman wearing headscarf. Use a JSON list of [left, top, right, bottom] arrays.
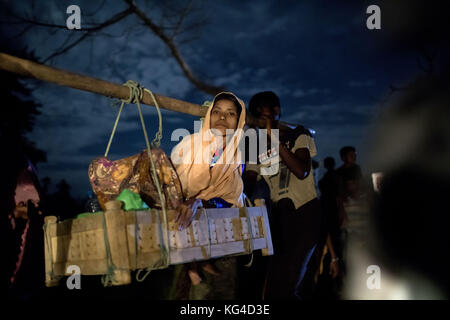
[[170, 92, 246, 299]]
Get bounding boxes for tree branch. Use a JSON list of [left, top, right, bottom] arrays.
[[170, 0, 194, 39], [42, 33, 91, 63], [4, 0, 223, 96], [41, 7, 134, 63], [125, 0, 224, 95]]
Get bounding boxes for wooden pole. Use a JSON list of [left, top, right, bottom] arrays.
[[0, 52, 209, 117], [0, 52, 289, 130]]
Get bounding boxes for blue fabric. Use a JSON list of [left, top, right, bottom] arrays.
[[206, 197, 233, 208], [210, 148, 224, 167]]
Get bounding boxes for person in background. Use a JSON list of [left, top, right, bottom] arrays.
[[336, 146, 363, 203], [311, 156, 343, 299], [318, 157, 342, 262], [6, 156, 45, 299], [345, 75, 450, 299], [244, 91, 322, 300]]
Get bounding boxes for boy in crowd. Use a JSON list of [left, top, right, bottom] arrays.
[[244, 91, 321, 300]]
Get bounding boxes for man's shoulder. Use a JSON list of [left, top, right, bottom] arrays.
[[281, 125, 314, 150], [294, 125, 313, 136], [281, 125, 311, 139], [289, 125, 313, 141]]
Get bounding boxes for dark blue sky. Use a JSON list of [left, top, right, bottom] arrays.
[[2, 0, 437, 197]]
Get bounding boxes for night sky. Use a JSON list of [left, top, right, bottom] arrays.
[[1, 0, 444, 197]]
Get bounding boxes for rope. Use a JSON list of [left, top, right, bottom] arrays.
[[197, 100, 210, 129], [144, 88, 163, 148], [102, 80, 169, 283], [135, 93, 169, 281], [104, 100, 125, 157], [203, 208, 212, 259], [101, 212, 116, 287], [136, 265, 152, 282], [242, 205, 255, 267], [225, 198, 255, 266], [134, 210, 138, 271], [104, 80, 163, 157], [43, 220, 56, 285]]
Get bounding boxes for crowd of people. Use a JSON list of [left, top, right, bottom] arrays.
[[4, 89, 417, 300], [239, 92, 366, 300], [165, 90, 367, 300]]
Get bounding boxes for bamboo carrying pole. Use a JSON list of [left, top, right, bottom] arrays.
[[0, 52, 209, 117], [0, 52, 282, 129]]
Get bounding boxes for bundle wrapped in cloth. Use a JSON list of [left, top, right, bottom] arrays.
[[88, 148, 183, 211]]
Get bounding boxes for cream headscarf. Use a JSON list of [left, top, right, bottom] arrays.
[[170, 92, 246, 207]]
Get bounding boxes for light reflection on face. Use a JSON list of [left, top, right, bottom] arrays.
[[210, 99, 239, 136]]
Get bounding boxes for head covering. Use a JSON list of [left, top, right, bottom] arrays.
[[14, 159, 41, 207], [171, 92, 246, 207]]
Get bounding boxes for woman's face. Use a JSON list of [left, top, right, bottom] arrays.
[[210, 99, 239, 135]]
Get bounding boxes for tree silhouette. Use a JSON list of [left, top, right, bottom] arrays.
[[0, 44, 47, 220], [1, 41, 50, 296], [0, 0, 224, 95], [42, 179, 84, 220]]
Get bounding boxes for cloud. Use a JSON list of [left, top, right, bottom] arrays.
[[292, 88, 331, 98], [286, 103, 376, 127], [349, 80, 375, 87], [234, 16, 289, 40], [312, 122, 372, 163], [214, 72, 243, 86]]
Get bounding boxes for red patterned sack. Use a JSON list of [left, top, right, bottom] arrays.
[[88, 148, 183, 211]]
